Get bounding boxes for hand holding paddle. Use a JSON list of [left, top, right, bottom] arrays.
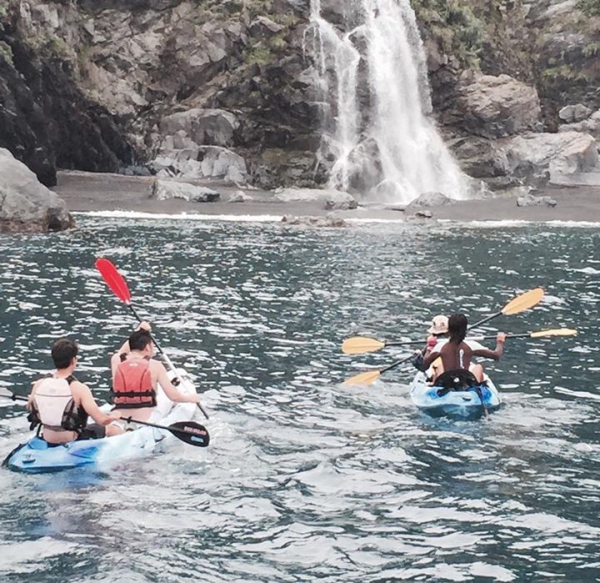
[[95, 258, 209, 420], [342, 288, 546, 386]]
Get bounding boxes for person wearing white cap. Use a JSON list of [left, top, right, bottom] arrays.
[[416, 314, 491, 382]]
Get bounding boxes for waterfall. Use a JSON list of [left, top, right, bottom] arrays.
[[308, 0, 468, 204]]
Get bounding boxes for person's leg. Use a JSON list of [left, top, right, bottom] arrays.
[[471, 364, 484, 383], [431, 357, 444, 382], [106, 423, 124, 437]]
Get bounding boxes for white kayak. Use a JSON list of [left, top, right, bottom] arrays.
[[4, 369, 201, 474], [409, 371, 501, 419]]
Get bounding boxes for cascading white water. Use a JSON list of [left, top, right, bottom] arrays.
[[309, 0, 468, 204]]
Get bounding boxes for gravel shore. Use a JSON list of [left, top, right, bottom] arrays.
[[54, 171, 600, 224]]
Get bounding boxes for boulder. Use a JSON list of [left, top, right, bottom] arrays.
[[249, 16, 284, 38], [272, 0, 310, 16], [501, 131, 600, 186], [153, 146, 248, 181], [0, 148, 73, 232], [414, 210, 433, 219], [405, 191, 454, 209], [559, 104, 593, 124], [159, 109, 240, 149], [227, 190, 253, 203], [275, 188, 358, 210], [456, 72, 543, 139], [150, 179, 220, 203], [516, 193, 557, 208], [559, 110, 600, 141], [281, 214, 349, 227]]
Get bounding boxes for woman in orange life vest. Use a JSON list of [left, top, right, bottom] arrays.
[[27, 339, 122, 445], [110, 322, 204, 423], [421, 313, 506, 389]]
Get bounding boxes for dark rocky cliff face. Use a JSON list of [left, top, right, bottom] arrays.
[[0, 0, 598, 190], [0, 6, 136, 186]]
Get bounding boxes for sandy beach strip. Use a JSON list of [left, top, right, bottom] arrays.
[[53, 171, 600, 225]]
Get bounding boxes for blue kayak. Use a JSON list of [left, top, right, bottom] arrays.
[[409, 372, 501, 419], [4, 370, 198, 474]]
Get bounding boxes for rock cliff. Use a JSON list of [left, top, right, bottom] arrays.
[[0, 0, 598, 197]]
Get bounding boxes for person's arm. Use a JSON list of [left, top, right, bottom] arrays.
[[423, 349, 441, 368], [155, 363, 203, 404], [114, 321, 152, 357], [76, 383, 121, 426], [472, 333, 506, 361]]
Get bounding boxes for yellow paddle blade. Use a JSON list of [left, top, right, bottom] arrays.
[[342, 337, 386, 354], [502, 287, 545, 315], [343, 369, 382, 386], [530, 328, 578, 338]]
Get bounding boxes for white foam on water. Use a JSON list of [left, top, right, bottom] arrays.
[[76, 210, 284, 222], [438, 219, 600, 228]]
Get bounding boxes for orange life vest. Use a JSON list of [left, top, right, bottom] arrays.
[[111, 355, 157, 409]]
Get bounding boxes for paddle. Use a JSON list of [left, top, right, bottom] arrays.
[[469, 287, 544, 329], [0, 390, 28, 403], [342, 288, 546, 386], [342, 327, 576, 355], [95, 258, 209, 420], [0, 392, 210, 446], [342, 336, 422, 355], [122, 417, 210, 447], [343, 353, 415, 386]]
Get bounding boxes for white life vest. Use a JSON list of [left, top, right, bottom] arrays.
[[33, 376, 78, 430]]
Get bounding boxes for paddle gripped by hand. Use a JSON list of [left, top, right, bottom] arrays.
[[95, 258, 209, 420], [342, 288, 547, 386]]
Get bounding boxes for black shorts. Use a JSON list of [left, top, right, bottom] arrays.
[[76, 424, 106, 441]]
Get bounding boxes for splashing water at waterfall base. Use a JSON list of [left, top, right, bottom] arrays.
[[309, 0, 468, 204]]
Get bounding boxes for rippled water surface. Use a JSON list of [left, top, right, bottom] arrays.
[[0, 218, 598, 582]]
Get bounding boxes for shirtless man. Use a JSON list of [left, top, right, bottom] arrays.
[[110, 323, 203, 422], [27, 339, 122, 444], [422, 313, 506, 388]]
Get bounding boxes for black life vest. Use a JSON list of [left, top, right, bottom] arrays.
[[111, 354, 157, 408], [434, 369, 480, 396], [30, 375, 88, 432]]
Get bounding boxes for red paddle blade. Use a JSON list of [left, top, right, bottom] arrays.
[[95, 258, 132, 304]]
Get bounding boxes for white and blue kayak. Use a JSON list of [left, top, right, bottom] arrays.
[[4, 370, 200, 474], [409, 371, 501, 419]]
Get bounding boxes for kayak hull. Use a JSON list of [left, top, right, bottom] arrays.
[[4, 369, 198, 474], [409, 371, 501, 420]]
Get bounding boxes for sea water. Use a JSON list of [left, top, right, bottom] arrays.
[[0, 217, 598, 582]]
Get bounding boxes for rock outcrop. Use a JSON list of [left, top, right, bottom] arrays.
[[0, 0, 598, 198], [275, 188, 358, 210], [0, 148, 73, 232]]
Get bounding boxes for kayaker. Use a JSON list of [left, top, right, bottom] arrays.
[[27, 338, 123, 444], [110, 323, 204, 423], [413, 315, 448, 381], [421, 313, 506, 389]]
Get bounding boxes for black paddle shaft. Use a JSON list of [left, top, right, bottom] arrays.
[[380, 353, 415, 374], [123, 417, 210, 447], [0, 392, 28, 403]]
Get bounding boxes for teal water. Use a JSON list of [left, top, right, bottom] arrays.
[[0, 217, 598, 582]]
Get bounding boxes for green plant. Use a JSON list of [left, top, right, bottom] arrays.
[[578, 0, 600, 16], [245, 45, 272, 66], [0, 41, 13, 66], [42, 35, 76, 61]]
